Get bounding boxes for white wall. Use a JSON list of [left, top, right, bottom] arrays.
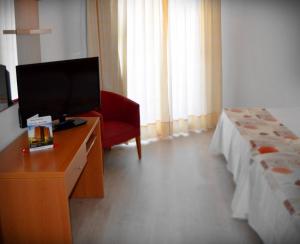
[[0, 104, 25, 150], [39, 0, 87, 62], [222, 0, 300, 108]]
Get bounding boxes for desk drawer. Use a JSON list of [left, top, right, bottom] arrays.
[[65, 144, 87, 196]]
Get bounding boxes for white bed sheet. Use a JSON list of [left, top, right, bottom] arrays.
[[248, 154, 300, 244], [209, 107, 300, 243], [209, 111, 252, 218]]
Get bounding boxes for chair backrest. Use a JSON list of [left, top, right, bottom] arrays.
[[99, 91, 140, 126]]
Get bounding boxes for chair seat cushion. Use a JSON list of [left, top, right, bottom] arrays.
[[102, 121, 139, 148]]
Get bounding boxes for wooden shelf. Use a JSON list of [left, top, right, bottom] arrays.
[[3, 28, 52, 35]]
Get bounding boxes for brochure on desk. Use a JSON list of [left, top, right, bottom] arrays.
[[27, 115, 54, 152]]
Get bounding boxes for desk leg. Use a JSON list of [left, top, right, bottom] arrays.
[[0, 178, 72, 244]]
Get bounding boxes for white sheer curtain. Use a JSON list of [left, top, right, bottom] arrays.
[[125, 0, 163, 126], [118, 0, 222, 139], [0, 0, 18, 100], [86, 0, 221, 139], [169, 0, 205, 119], [118, 0, 221, 139]]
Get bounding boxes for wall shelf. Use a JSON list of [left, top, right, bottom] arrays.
[[3, 28, 51, 35]]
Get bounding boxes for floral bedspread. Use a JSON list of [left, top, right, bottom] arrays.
[[225, 108, 300, 222]]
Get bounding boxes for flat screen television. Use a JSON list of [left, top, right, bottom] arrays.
[[17, 57, 100, 131]]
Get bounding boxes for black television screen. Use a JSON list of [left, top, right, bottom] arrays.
[[17, 57, 100, 130]]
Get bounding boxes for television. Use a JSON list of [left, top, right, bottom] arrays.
[[17, 57, 100, 131], [0, 65, 12, 112]]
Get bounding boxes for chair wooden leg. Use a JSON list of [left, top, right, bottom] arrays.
[[135, 136, 142, 160]]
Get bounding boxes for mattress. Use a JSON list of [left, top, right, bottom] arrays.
[[210, 107, 300, 243]]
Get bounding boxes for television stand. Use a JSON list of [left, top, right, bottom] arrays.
[[53, 118, 87, 132]]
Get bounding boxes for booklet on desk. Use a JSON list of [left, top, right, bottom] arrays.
[[27, 115, 54, 152]]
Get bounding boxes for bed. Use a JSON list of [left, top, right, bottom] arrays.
[[210, 107, 300, 243]]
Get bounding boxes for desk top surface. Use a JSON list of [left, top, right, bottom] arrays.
[[0, 117, 99, 179]]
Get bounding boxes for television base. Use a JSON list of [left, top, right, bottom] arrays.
[[53, 118, 87, 132]]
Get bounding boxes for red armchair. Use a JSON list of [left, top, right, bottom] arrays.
[[80, 91, 141, 159]]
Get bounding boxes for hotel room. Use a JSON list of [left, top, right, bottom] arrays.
[[0, 0, 300, 243]]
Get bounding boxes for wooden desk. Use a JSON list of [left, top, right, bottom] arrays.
[[0, 117, 104, 243]]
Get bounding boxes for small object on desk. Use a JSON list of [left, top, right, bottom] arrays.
[[27, 115, 54, 152], [21, 147, 29, 154]]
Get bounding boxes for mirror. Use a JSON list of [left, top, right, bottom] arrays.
[[0, 65, 12, 112]]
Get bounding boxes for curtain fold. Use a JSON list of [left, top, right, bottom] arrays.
[[117, 0, 127, 96], [201, 0, 222, 128], [86, 0, 125, 95], [87, 0, 222, 140], [158, 0, 172, 137]]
